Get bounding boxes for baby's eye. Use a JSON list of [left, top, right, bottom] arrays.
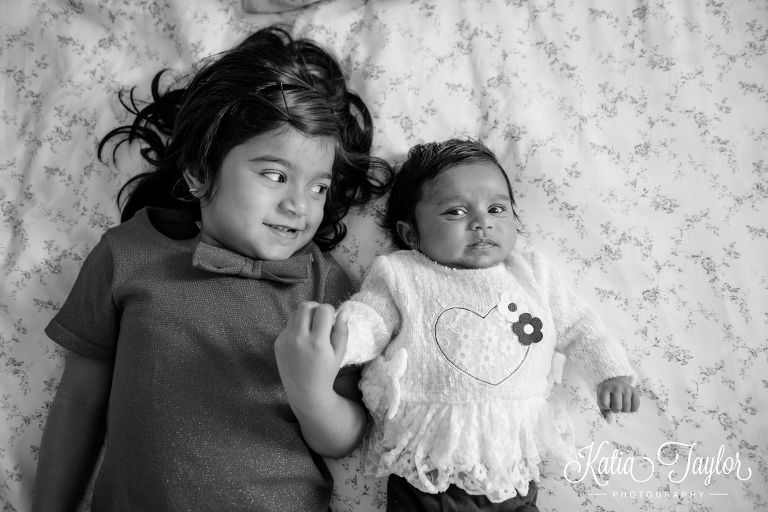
[[488, 204, 508, 214], [443, 207, 467, 218], [262, 171, 286, 183], [309, 183, 330, 195]]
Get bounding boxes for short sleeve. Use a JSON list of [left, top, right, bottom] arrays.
[[44, 235, 119, 361], [321, 257, 356, 307], [339, 256, 401, 366]]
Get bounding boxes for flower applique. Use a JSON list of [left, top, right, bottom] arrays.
[[497, 292, 528, 323], [513, 313, 543, 345], [497, 292, 544, 346]]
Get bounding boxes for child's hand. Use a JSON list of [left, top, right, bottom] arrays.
[[597, 376, 640, 424], [274, 302, 350, 417]]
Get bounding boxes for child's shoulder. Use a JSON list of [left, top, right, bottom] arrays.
[[99, 209, 149, 247], [100, 207, 200, 258], [310, 244, 346, 276]]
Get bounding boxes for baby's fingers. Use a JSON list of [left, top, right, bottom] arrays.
[[598, 388, 614, 423], [621, 389, 635, 412], [330, 309, 350, 363], [598, 388, 612, 411], [611, 391, 625, 413]]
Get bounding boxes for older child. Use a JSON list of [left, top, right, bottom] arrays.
[[336, 139, 640, 511], [32, 26, 391, 512]]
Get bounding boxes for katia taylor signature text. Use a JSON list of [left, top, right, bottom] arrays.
[[565, 441, 752, 486]]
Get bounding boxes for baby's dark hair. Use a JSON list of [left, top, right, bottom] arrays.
[[383, 139, 520, 250], [98, 26, 392, 251]]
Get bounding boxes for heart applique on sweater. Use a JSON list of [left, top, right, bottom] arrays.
[[434, 306, 530, 385]]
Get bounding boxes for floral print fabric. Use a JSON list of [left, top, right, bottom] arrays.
[[1, 1, 766, 511]]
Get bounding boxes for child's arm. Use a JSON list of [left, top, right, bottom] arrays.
[[274, 303, 367, 459], [32, 352, 113, 512], [597, 376, 641, 424]]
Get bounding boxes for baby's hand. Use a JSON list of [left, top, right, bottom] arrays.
[[597, 376, 640, 424]]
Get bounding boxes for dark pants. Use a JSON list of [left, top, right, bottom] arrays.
[[386, 474, 539, 512]]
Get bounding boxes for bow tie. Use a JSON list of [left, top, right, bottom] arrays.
[[191, 242, 313, 283]]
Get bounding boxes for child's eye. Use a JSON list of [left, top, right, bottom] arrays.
[[262, 171, 286, 183], [489, 204, 508, 214], [309, 183, 330, 195]]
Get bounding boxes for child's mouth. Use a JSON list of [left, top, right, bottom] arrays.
[[266, 224, 302, 236]]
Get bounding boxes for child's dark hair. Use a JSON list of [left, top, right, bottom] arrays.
[[98, 26, 392, 251], [384, 139, 520, 250]]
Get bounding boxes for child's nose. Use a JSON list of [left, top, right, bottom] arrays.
[[280, 188, 309, 216]]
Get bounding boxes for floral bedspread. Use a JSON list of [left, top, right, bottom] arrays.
[[2, 1, 766, 511]]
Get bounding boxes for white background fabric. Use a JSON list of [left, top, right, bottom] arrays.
[[1, 1, 766, 510]]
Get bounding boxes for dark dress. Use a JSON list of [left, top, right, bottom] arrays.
[[45, 207, 356, 511]]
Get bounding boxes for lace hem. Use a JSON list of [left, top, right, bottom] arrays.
[[359, 391, 575, 503]]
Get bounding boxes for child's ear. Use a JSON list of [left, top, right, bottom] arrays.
[[183, 171, 205, 197], [396, 220, 419, 251]]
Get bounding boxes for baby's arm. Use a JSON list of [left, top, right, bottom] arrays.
[[338, 255, 402, 366], [274, 303, 367, 459], [32, 352, 112, 512], [533, 253, 640, 421]]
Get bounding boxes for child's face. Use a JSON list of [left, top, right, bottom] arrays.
[[196, 127, 335, 260], [402, 161, 517, 269]]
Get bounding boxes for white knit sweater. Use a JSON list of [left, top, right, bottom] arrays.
[[340, 250, 636, 502]]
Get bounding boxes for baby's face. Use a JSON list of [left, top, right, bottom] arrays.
[[409, 162, 517, 269]]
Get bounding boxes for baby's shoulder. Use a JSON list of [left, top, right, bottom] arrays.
[[504, 249, 550, 273], [374, 249, 414, 261], [372, 250, 441, 277]]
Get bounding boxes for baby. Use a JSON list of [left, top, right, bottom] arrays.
[[337, 139, 640, 511]]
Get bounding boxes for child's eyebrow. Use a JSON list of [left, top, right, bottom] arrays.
[[249, 155, 332, 180], [313, 171, 333, 181]]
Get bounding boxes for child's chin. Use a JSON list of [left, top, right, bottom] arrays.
[[260, 246, 303, 260]]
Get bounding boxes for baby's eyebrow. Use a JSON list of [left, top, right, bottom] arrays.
[[436, 193, 511, 205], [435, 194, 465, 205]]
